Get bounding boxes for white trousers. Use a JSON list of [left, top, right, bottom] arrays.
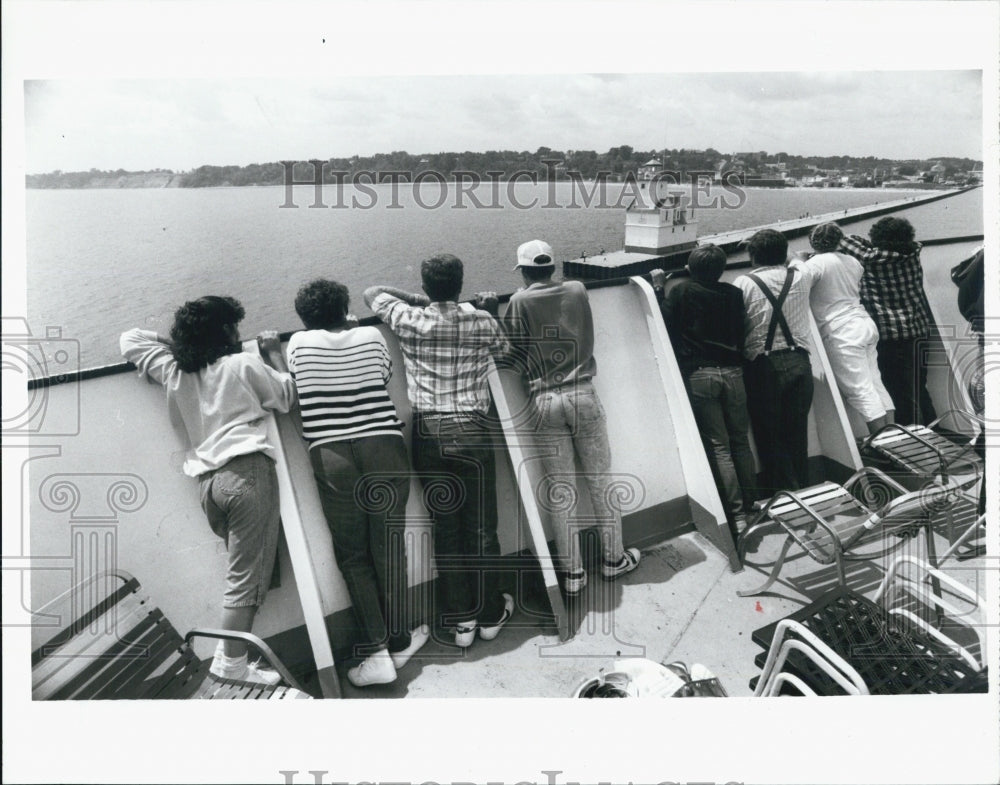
[[821, 316, 894, 422]]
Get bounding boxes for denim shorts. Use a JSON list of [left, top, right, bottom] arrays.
[[198, 451, 281, 608]]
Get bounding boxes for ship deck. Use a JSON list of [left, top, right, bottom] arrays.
[[324, 496, 985, 699]]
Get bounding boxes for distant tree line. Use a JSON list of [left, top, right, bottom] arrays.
[[25, 148, 984, 188]]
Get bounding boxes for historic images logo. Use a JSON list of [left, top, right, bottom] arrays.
[[277, 160, 748, 211]]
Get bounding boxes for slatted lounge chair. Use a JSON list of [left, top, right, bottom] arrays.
[[863, 410, 983, 487], [862, 411, 985, 562], [32, 570, 312, 700], [736, 466, 963, 598], [749, 557, 988, 696]]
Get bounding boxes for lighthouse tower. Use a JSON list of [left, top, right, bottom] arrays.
[[623, 179, 698, 255]]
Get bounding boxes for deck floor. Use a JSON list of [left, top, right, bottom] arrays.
[[329, 502, 985, 699]]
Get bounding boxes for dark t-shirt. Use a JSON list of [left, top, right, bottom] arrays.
[[659, 279, 747, 372]]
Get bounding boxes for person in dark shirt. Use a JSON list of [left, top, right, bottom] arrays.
[[952, 246, 986, 542], [652, 244, 755, 529]]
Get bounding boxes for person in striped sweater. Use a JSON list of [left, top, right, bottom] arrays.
[[287, 279, 428, 687]]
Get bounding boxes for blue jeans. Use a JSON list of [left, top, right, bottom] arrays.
[[411, 414, 506, 627], [745, 350, 814, 496], [309, 435, 412, 655], [198, 451, 281, 609], [684, 366, 755, 520], [534, 381, 624, 570]]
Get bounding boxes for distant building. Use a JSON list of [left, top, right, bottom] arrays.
[[638, 158, 662, 180]]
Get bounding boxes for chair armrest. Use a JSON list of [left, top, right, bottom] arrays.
[[755, 619, 868, 696], [185, 628, 306, 692], [842, 466, 909, 499], [873, 555, 987, 669], [32, 569, 138, 616]]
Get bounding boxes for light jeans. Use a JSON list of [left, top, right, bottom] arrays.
[[533, 381, 624, 571], [198, 451, 280, 609]]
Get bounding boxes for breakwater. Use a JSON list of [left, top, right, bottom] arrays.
[[562, 186, 979, 280]]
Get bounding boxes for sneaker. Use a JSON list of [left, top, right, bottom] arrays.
[[347, 650, 397, 687], [564, 568, 588, 595], [209, 651, 282, 686], [245, 659, 284, 686], [479, 593, 514, 641], [602, 547, 641, 580], [390, 625, 430, 670], [454, 621, 478, 648]]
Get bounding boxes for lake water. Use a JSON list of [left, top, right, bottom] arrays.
[[25, 183, 983, 369]]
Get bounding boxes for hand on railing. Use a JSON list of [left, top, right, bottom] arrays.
[[474, 291, 499, 316], [257, 330, 288, 372]]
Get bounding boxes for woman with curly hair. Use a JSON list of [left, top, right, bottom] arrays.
[[794, 222, 894, 433], [285, 279, 427, 688], [839, 216, 937, 426], [120, 295, 295, 684]]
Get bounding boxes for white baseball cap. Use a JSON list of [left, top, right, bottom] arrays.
[[514, 239, 555, 270]]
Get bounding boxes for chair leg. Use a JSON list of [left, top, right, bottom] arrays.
[[737, 517, 772, 566], [938, 517, 986, 563], [923, 525, 945, 628], [737, 536, 795, 598], [835, 551, 846, 588]]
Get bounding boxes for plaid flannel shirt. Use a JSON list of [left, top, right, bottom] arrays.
[[371, 292, 509, 414], [838, 235, 932, 340]]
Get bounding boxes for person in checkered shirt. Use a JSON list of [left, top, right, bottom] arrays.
[[838, 216, 937, 426], [364, 255, 515, 649]]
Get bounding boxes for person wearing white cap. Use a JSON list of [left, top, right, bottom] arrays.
[[503, 240, 641, 595]]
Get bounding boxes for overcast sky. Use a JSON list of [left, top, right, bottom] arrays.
[[23, 71, 983, 173]]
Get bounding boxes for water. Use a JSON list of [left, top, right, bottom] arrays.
[[25, 183, 983, 369]]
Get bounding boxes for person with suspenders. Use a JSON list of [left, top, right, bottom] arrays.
[[733, 229, 819, 498]]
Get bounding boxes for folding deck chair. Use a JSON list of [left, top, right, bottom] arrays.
[[736, 466, 963, 598], [32, 570, 312, 700], [753, 619, 869, 696], [750, 556, 988, 696], [862, 410, 985, 562]]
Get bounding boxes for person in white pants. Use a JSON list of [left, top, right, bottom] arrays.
[[794, 222, 894, 433]]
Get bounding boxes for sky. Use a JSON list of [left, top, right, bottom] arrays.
[[23, 70, 984, 174]]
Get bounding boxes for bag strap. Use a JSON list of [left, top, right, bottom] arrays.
[[748, 269, 796, 353]]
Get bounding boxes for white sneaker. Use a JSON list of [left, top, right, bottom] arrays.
[[479, 593, 514, 641], [602, 547, 641, 580], [390, 625, 430, 670], [245, 659, 283, 686], [454, 621, 478, 648], [209, 651, 282, 686], [347, 650, 397, 687]]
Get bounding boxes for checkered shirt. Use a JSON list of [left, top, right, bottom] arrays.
[[839, 235, 932, 340], [371, 293, 509, 414]]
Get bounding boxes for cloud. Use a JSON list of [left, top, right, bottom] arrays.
[[22, 71, 984, 172]]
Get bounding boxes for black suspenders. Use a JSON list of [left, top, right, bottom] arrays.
[[748, 268, 796, 354]]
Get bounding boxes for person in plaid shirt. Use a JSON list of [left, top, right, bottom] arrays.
[[838, 217, 936, 426], [364, 255, 514, 649]]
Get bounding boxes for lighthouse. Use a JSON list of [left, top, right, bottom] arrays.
[[623, 179, 699, 255]]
